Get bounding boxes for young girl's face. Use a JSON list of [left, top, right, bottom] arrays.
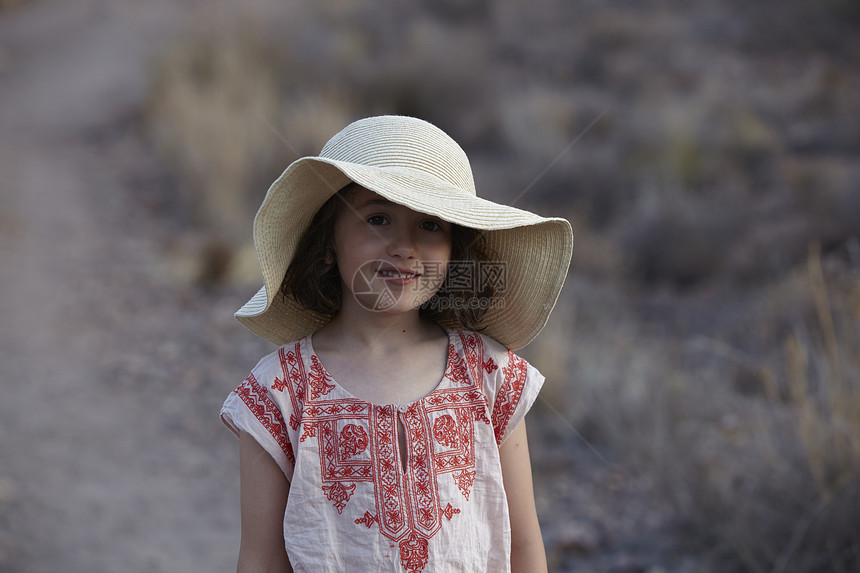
[[333, 186, 452, 315]]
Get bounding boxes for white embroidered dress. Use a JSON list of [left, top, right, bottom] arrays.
[[221, 329, 544, 573]]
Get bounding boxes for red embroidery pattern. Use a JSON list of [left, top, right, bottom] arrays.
[[234, 373, 295, 467], [491, 351, 529, 445], [457, 331, 497, 383], [310, 402, 373, 484], [441, 503, 461, 520], [308, 355, 336, 400], [399, 532, 430, 573], [340, 424, 369, 458], [322, 481, 356, 514], [444, 345, 470, 385], [273, 343, 307, 432], [402, 404, 441, 534], [459, 331, 484, 388], [484, 357, 498, 375], [432, 414, 458, 448], [452, 469, 476, 500], [355, 511, 377, 528], [244, 333, 501, 573]]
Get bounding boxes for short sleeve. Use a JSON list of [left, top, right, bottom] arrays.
[[477, 334, 546, 446], [220, 348, 298, 480]]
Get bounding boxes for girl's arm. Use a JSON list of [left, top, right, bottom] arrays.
[[237, 431, 293, 573], [499, 420, 548, 573]]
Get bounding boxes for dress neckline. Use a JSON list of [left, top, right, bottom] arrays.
[[304, 327, 456, 409]]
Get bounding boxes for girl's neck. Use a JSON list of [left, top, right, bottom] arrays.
[[315, 304, 442, 353], [310, 303, 450, 407]]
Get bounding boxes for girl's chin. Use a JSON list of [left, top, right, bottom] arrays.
[[349, 289, 441, 315]]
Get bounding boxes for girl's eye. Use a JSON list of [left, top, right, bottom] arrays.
[[367, 215, 388, 225], [421, 220, 445, 232]]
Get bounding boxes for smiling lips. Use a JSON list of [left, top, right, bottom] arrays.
[[375, 265, 420, 285]]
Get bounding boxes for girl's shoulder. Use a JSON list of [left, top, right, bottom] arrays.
[[450, 328, 516, 361], [246, 336, 310, 378]]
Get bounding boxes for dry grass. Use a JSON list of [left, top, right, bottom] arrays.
[[778, 247, 860, 500], [701, 247, 860, 571], [145, 20, 282, 247], [526, 243, 860, 570], [660, 248, 857, 570]]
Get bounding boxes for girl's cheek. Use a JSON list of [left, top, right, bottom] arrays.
[[351, 224, 386, 244]]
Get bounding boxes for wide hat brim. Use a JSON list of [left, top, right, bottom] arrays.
[[236, 116, 573, 351]]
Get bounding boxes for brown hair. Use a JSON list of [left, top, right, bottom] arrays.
[[280, 192, 343, 317], [418, 226, 496, 330], [280, 187, 497, 330]]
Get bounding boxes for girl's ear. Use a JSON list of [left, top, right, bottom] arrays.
[[325, 248, 335, 265]]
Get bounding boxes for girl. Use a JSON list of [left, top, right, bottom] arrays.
[[221, 115, 573, 572]]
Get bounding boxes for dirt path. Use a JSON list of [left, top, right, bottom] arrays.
[[0, 1, 250, 571]]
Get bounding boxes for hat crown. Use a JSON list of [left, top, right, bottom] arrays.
[[319, 115, 477, 196]]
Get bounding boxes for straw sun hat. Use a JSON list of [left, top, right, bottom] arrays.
[[236, 115, 573, 351]]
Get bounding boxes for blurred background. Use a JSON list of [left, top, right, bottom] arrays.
[[1, 0, 858, 571]]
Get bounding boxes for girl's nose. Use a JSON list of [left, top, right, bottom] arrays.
[[386, 228, 416, 258]]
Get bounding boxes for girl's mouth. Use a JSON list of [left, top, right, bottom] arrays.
[[377, 270, 417, 279], [376, 267, 420, 285]]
